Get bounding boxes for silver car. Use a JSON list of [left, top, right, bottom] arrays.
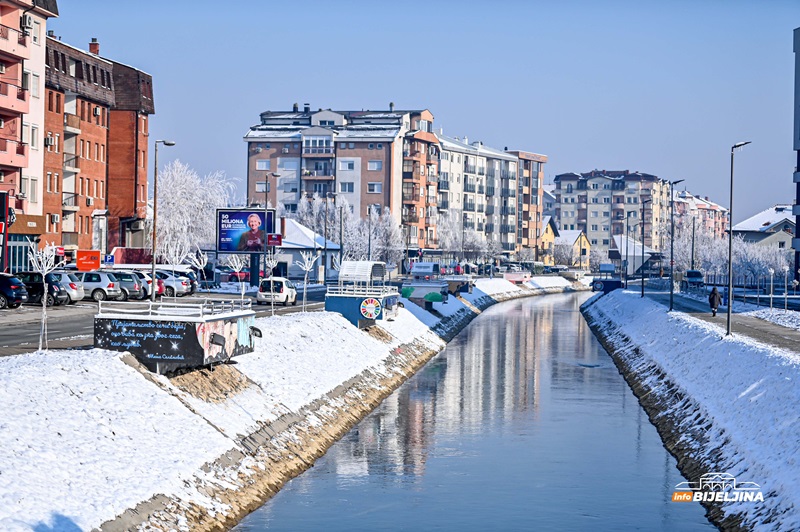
[[50, 271, 85, 304], [104, 269, 144, 300], [155, 270, 193, 297], [76, 271, 123, 301]]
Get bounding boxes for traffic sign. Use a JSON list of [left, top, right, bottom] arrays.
[[55, 246, 65, 256], [103, 254, 115, 264], [267, 233, 282, 246]]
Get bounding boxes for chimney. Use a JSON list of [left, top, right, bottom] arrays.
[[463, 136, 468, 144], [389, 101, 394, 111], [89, 37, 99, 55], [303, 103, 310, 113], [281, 216, 287, 237], [293, 103, 298, 112], [47, 30, 54, 37]]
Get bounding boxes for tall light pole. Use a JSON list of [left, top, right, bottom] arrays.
[[727, 141, 751, 335], [263, 172, 280, 282], [150, 139, 176, 302], [624, 213, 630, 288], [323, 191, 335, 283], [691, 216, 696, 270], [669, 179, 684, 311], [641, 199, 651, 298]]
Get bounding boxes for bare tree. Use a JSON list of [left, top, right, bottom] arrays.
[[27, 240, 64, 351], [187, 247, 209, 293], [553, 242, 574, 266], [263, 247, 279, 316], [224, 254, 248, 302], [294, 251, 318, 311]]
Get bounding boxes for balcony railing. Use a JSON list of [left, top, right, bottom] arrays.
[[464, 222, 475, 230], [477, 167, 486, 176], [478, 185, 485, 195], [402, 213, 420, 224], [464, 182, 476, 193], [484, 223, 495, 233], [426, 195, 437, 205], [501, 206, 516, 216], [463, 203, 476, 212], [62, 192, 79, 208], [502, 242, 516, 251], [302, 147, 334, 155], [0, 24, 30, 60], [439, 199, 450, 210], [64, 154, 81, 170], [0, 138, 28, 167], [61, 232, 79, 247], [477, 223, 484, 232], [439, 180, 450, 191], [402, 191, 420, 202], [464, 164, 476, 174], [424, 216, 437, 226], [477, 204, 485, 214], [500, 224, 515, 234], [427, 173, 439, 184], [500, 188, 516, 198], [486, 186, 496, 197], [485, 204, 495, 215], [64, 113, 81, 132]]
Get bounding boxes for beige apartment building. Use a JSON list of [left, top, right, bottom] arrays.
[[554, 170, 670, 257]]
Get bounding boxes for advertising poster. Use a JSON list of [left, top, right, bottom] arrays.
[[216, 209, 276, 254]]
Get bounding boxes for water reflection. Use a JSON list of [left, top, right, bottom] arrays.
[[236, 292, 712, 531]]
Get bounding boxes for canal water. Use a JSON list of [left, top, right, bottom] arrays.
[[235, 292, 713, 530]]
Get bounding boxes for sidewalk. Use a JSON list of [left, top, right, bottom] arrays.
[[645, 289, 800, 354]]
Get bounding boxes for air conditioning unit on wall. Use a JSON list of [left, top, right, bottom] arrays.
[[20, 14, 33, 29], [130, 220, 144, 231]]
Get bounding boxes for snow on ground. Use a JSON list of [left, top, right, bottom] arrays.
[[525, 275, 572, 289], [586, 290, 800, 529]]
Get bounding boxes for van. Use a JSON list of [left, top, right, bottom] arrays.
[[256, 277, 297, 306], [682, 269, 705, 289]]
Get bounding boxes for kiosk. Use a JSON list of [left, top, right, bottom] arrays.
[[325, 261, 400, 328]]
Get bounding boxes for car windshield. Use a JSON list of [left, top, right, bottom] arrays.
[[686, 271, 702, 277]]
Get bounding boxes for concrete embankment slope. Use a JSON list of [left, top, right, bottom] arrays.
[[0, 276, 587, 531], [582, 290, 800, 531]]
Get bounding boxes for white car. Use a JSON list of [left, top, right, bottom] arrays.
[[155, 270, 193, 297], [256, 277, 297, 306]]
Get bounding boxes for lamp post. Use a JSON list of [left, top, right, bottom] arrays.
[[691, 216, 696, 270], [726, 141, 751, 335], [263, 172, 280, 282], [624, 213, 630, 288], [150, 139, 176, 302], [668, 179, 684, 311], [641, 199, 651, 297], [323, 191, 336, 283]]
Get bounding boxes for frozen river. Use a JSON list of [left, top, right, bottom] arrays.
[[235, 292, 713, 530]]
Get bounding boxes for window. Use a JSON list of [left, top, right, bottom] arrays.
[[368, 143, 375, 150], [602, 239, 609, 245], [31, 125, 38, 149], [779, 241, 786, 249], [29, 179, 37, 203], [603, 197, 610, 203], [591, 239, 598, 245], [349, 142, 355, 149], [95, 142, 99, 160], [256, 160, 270, 171], [255, 181, 267, 193], [312, 183, 328, 194], [20, 177, 28, 198], [32, 21, 41, 44], [367, 182, 382, 193], [340, 182, 354, 193], [46, 172, 52, 193], [339, 160, 354, 171], [368, 160, 382, 171], [319, 120, 334, 126], [591, 224, 598, 231], [377, 143, 383, 149], [592, 183, 599, 190]]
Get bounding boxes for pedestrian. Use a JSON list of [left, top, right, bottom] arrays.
[[709, 286, 722, 317]]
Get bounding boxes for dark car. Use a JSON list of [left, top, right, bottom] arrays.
[[0, 273, 29, 309], [15, 271, 69, 306]]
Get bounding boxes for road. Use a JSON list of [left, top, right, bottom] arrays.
[[0, 289, 326, 357]]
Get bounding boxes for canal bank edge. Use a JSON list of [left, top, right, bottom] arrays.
[[100, 278, 591, 531], [581, 291, 793, 531]]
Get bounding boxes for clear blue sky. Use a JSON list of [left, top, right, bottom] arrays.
[[52, 0, 800, 222]]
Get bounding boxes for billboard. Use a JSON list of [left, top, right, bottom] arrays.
[[216, 209, 276, 254], [76, 250, 101, 270]]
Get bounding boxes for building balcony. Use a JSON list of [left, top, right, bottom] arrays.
[[438, 180, 450, 191], [0, 24, 30, 60], [486, 186, 496, 197], [463, 183, 476, 193], [464, 222, 475, 230], [402, 213, 420, 224], [64, 153, 80, 173], [64, 113, 81, 135], [425, 237, 439, 247], [300, 169, 334, 180], [0, 82, 29, 115], [477, 167, 486, 176], [424, 215, 437, 226], [500, 224, 515, 234], [439, 199, 450, 210], [464, 164, 476, 174], [426, 195, 437, 205], [501, 188, 516, 198], [427, 153, 439, 164], [502, 242, 516, 251], [61, 231, 79, 247], [477, 223, 484, 232], [484, 223, 495, 233], [478, 185, 485, 195], [402, 191, 420, 203], [477, 204, 485, 214], [501, 206, 516, 216], [485, 204, 495, 215], [403, 171, 421, 182], [302, 147, 334, 157], [426, 173, 439, 185], [62, 192, 80, 212], [0, 138, 27, 168], [463, 203, 476, 212]]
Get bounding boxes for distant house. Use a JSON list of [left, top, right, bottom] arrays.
[[732, 205, 795, 251], [276, 218, 340, 282], [539, 216, 560, 266], [554, 230, 590, 269]]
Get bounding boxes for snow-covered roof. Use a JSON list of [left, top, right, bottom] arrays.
[[335, 127, 400, 139], [611, 234, 656, 255], [555, 230, 584, 246], [338, 261, 386, 283], [282, 218, 340, 251], [244, 128, 303, 140], [733, 204, 795, 233]]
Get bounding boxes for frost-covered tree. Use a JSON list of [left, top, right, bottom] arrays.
[[589, 249, 605, 273], [149, 160, 234, 259], [27, 240, 64, 351], [294, 251, 318, 311], [224, 254, 248, 302], [373, 207, 403, 268], [263, 248, 279, 316], [553, 242, 574, 266]]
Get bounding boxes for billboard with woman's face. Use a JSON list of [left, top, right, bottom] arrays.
[[216, 209, 276, 253]]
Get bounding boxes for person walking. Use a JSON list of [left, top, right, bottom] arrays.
[[709, 286, 722, 317]]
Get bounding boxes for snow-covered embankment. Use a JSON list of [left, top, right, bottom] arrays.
[[0, 276, 586, 531], [581, 290, 800, 530]]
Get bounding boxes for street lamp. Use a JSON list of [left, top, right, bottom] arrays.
[[263, 172, 280, 283], [726, 141, 751, 335], [150, 139, 176, 302], [323, 191, 336, 283], [669, 179, 684, 311], [641, 199, 652, 298]]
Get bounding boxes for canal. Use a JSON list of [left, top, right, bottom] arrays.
[[235, 292, 713, 530]]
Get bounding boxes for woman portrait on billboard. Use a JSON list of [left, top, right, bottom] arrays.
[[237, 213, 266, 251]]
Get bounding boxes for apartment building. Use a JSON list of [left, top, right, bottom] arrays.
[[0, 0, 58, 267], [553, 170, 670, 256], [244, 104, 440, 253], [673, 190, 728, 240], [507, 150, 547, 257]]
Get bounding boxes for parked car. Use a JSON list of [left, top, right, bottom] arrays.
[[15, 271, 69, 306], [129, 270, 154, 299], [155, 270, 193, 297], [218, 265, 249, 283], [50, 271, 85, 304], [682, 269, 705, 289], [75, 271, 123, 301], [256, 277, 297, 306], [156, 278, 165, 296], [0, 273, 29, 309], [104, 269, 144, 300]]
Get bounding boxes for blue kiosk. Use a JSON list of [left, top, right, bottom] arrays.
[[325, 261, 401, 328]]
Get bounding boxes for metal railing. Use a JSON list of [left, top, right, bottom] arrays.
[[97, 298, 253, 318], [62, 192, 78, 207], [326, 285, 398, 297]]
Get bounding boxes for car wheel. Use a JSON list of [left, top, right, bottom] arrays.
[[9, 302, 20, 309], [0, 294, 7, 309], [118, 290, 128, 301], [165, 287, 175, 297], [46, 294, 55, 307], [282, 297, 288, 307], [69, 298, 78, 305], [92, 289, 107, 302], [292, 296, 297, 306]]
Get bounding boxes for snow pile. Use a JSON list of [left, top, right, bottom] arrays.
[[585, 290, 800, 528], [526, 276, 572, 289]]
